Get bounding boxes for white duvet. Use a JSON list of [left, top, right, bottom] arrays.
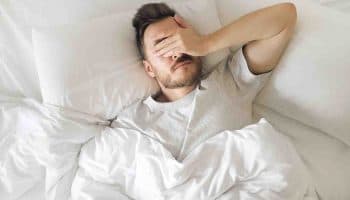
[[73, 119, 318, 200], [0, 97, 318, 200]]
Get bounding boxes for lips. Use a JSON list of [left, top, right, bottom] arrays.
[[174, 60, 192, 71]]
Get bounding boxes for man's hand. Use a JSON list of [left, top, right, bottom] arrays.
[[153, 15, 209, 57]]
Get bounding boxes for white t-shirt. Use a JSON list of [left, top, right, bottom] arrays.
[[111, 47, 272, 160]]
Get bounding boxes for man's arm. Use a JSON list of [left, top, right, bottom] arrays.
[[154, 3, 297, 74], [205, 2, 297, 75]]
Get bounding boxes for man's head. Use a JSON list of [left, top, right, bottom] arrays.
[[132, 3, 202, 89]]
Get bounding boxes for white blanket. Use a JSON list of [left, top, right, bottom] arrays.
[[72, 118, 318, 200], [0, 96, 318, 200]]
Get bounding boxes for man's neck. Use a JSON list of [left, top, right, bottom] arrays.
[[156, 83, 198, 102]]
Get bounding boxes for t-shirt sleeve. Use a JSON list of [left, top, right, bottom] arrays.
[[227, 47, 273, 98]]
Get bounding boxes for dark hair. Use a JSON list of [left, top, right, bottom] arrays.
[[132, 3, 176, 59]]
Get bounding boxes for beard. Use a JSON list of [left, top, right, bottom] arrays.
[[156, 59, 202, 89]]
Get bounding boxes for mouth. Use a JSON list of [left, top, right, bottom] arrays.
[[174, 60, 192, 71]]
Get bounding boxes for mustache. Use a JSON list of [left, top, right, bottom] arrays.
[[171, 54, 193, 71]]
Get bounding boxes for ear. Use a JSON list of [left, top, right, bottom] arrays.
[[143, 60, 155, 78], [174, 14, 190, 28]]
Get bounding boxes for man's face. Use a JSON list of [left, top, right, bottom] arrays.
[[142, 17, 202, 89]]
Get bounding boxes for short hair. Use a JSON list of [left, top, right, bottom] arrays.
[[132, 3, 176, 59]]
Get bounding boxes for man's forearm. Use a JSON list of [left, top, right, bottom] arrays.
[[204, 3, 297, 54]]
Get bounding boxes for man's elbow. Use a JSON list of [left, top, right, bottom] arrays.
[[285, 2, 297, 26]]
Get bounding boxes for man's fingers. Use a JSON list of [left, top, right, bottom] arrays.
[[163, 47, 183, 57], [155, 41, 177, 56], [174, 14, 189, 28], [162, 51, 173, 58], [155, 42, 179, 57], [154, 36, 177, 52]]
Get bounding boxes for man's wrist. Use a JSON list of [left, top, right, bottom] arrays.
[[201, 34, 215, 56]]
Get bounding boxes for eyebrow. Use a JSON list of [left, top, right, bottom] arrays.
[[153, 37, 167, 46]]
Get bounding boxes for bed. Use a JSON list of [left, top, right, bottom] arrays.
[[0, 0, 349, 199]]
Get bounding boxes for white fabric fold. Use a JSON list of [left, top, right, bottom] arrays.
[[72, 118, 318, 200]]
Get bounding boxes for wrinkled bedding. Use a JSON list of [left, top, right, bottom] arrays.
[[0, 96, 318, 200], [73, 119, 318, 200], [0, 96, 101, 200]]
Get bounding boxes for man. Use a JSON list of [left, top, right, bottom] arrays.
[[112, 2, 297, 161]]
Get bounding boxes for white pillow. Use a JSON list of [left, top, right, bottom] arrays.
[[32, 0, 230, 119]]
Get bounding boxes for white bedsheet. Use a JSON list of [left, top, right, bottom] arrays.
[[253, 104, 350, 200], [0, 96, 318, 200]]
